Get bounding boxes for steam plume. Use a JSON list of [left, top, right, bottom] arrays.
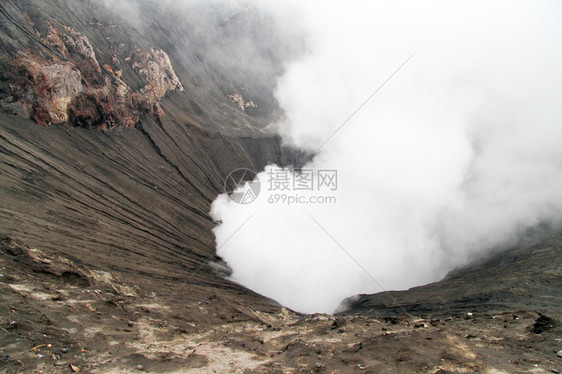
[[211, 0, 562, 313]]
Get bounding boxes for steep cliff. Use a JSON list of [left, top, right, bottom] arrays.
[[0, 2, 314, 369], [0, 0, 306, 326]]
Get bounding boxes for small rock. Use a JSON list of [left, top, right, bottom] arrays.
[[136, 364, 144, 370], [31, 344, 46, 352], [551, 369, 560, 373], [464, 312, 473, 320], [314, 362, 325, 369], [330, 318, 346, 330], [69, 363, 80, 372], [557, 349, 562, 358], [127, 321, 134, 327], [414, 323, 426, 328], [532, 314, 557, 334]]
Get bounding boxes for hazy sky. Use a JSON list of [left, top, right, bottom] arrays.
[[211, 0, 562, 313]]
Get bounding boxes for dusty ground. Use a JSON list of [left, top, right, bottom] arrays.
[[1, 236, 561, 374]]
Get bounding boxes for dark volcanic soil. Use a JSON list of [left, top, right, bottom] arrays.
[[1, 234, 561, 373], [341, 227, 562, 319]]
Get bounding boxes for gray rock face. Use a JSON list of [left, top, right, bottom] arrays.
[[0, 0, 308, 318], [0, 111, 308, 315], [0, 0, 299, 132], [339, 227, 562, 318]]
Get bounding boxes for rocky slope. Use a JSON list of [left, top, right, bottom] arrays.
[[1, 232, 561, 373], [0, 0, 561, 373], [0, 0, 296, 132], [340, 226, 562, 318], [0, 0, 309, 321]]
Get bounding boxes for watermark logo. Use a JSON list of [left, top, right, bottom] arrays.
[[267, 168, 338, 191], [224, 168, 260, 204], [224, 166, 338, 205]]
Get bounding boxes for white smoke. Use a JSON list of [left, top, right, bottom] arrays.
[[211, 0, 562, 313]]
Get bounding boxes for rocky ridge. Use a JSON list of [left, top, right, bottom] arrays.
[[2, 15, 174, 127], [0, 0, 293, 133]]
